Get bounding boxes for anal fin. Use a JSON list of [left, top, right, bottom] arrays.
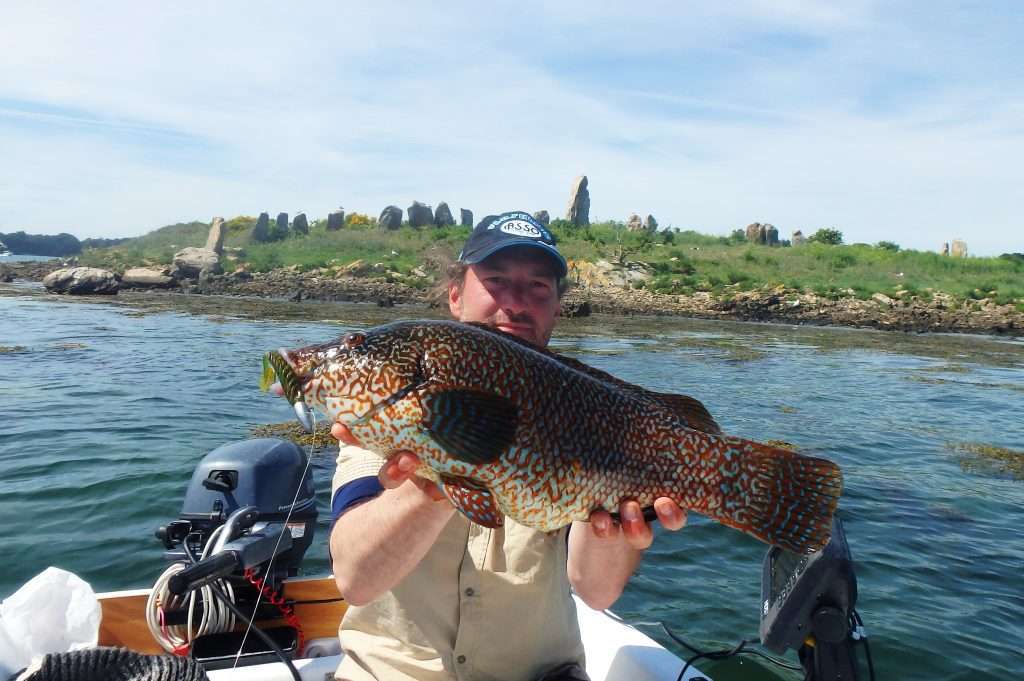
[[441, 474, 504, 529]]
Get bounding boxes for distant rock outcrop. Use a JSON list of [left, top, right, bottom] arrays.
[[173, 247, 221, 278], [407, 201, 433, 228], [533, 210, 549, 226], [951, 240, 968, 257], [643, 215, 658, 232], [42, 267, 119, 295], [627, 214, 644, 232], [292, 213, 309, 236], [253, 213, 271, 241], [745, 223, 762, 243], [434, 202, 455, 227], [460, 209, 474, 227], [379, 206, 403, 230], [122, 267, 175, 288], [204, 217, 225, 255], [566, 176, 590, 226], [327, 208, 345, 231]]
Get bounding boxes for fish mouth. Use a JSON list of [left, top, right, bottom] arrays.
[[262, 348, 315, 432]]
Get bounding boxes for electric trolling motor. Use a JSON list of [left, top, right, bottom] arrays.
[[760, 517, 873, 680], [152, 438, 317, 668]]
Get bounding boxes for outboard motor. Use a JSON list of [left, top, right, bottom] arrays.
[[150, 438, 317, 668]]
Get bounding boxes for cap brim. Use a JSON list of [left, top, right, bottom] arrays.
[[461, 240, 568, 278]]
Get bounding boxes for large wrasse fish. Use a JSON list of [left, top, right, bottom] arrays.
[[261, 320, 842, 553]]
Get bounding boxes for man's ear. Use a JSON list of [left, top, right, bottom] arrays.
[[448, 282, 461, 317]]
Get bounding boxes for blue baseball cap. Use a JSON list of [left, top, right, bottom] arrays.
[[458, 211, 568, 278]]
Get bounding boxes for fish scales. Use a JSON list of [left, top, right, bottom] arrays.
[[270, 320, 842, 553]]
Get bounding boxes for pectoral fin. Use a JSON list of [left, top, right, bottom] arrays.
[[420, 388, 518, 465], [441, 475, 504, 528]]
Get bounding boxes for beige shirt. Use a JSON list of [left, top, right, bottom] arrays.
[[332, 445, 585, 681]]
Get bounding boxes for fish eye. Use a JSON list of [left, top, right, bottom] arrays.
[[343, 332, 366, 348]]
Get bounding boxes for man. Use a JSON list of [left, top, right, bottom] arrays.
[[328, 212, 687, 681]]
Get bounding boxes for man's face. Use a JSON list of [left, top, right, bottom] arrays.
[[448, 247, 561, 347]]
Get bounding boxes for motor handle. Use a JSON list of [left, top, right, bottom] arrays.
[[168, 551, 239, 596]]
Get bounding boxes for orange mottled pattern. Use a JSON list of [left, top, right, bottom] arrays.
[[281, 321, 842, 553]]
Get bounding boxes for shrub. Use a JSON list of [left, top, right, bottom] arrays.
[[876, 241, 900, 251], [808, 228, 844, 245], [347, 213, 372, 227]]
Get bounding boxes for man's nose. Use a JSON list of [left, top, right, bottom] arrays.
[[498, 282, 529, 312]]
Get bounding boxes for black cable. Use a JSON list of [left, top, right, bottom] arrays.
[[676, 640, 747, 681], [207, 583, 302, 681], [853, 609, 876, 681], [288, 596, 345, 605], [661, 623, 803, 672]]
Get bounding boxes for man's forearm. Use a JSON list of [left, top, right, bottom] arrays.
[[331, 481, 455, 605], [566, 520, 643, 611]]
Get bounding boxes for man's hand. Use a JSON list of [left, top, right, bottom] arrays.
[[330, 421, 447, 503], [587, 498, 687, 550]]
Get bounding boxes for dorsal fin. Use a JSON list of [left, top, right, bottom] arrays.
[[460, 321, 721, 434]]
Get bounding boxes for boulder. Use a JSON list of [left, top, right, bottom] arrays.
[[276, 212, 290, 237], [292, 213, 309, 235], [565, 175, 590, 226], [253, 212, 271, 242], [765, 224, 779, 246], [379, 205, 403, 230], [533, 210, 549, 226], [626, 214, 644, 232], [745, 223, 762, 243], [951, 240, 968, 257], [204, 217, 226, 255], [434, 202, 455, 227], [757, 224, 768, 245], [42, 267, 119, 295], [173, 247, 222, 278], [643, 215, 658, 232], [792, 230, 804, 246], [327, 208, 345, 231], [0, 267, 13, 283], [460, 209, 474, 227], [122, 267, 175, 288], [407, 201, 433, 228]]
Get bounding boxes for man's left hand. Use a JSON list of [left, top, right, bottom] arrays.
[[588, 498, 687, 551]]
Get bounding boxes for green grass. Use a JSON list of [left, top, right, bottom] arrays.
[[78, 217, 1024, 306]]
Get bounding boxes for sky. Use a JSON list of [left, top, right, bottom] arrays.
[[1, 2, 1021, 255]]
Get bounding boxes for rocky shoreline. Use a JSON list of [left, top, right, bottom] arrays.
[[3, 259, 1021, 336]]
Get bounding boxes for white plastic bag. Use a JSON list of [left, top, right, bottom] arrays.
[[0, 567, 100, 678]]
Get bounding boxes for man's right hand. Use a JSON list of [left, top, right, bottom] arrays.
[[330, 422, 447, 503]]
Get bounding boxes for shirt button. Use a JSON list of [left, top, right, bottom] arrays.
[[457, 655, 467, 664], [464, 588, 475, 597]]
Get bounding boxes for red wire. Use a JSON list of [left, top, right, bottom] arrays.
[[244, 568, 305, 655]]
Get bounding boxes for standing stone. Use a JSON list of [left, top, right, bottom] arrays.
[[643, 215, 658, 233], [942, 242, 950, 256], [292, 212, 309, 235], [379, 205, 403, 230], [253, 212, 270, 242], [792, 230, 804, 246], [327, 208, 345, 231], [460, 209, 474, 227], [757, 224, 768, 245], [765, 224, 779, 246], [204, 217, 225, 256], [565, 175, 590, 226], [626, 214, 644, 232], [745, 223, 762, 243], [951, 240, 968, 257], [533, 210, 549, 226], [434, 202, 455, 227], [407, 201, 433, 228], [276, 212, 289, 237]]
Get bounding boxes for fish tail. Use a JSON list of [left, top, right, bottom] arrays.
[[697, 438, 842, 553]]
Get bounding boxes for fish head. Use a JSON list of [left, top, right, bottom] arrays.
[[274, 325, 425, 427]]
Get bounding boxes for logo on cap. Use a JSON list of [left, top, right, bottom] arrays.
[[498, 219, 542, 239]]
